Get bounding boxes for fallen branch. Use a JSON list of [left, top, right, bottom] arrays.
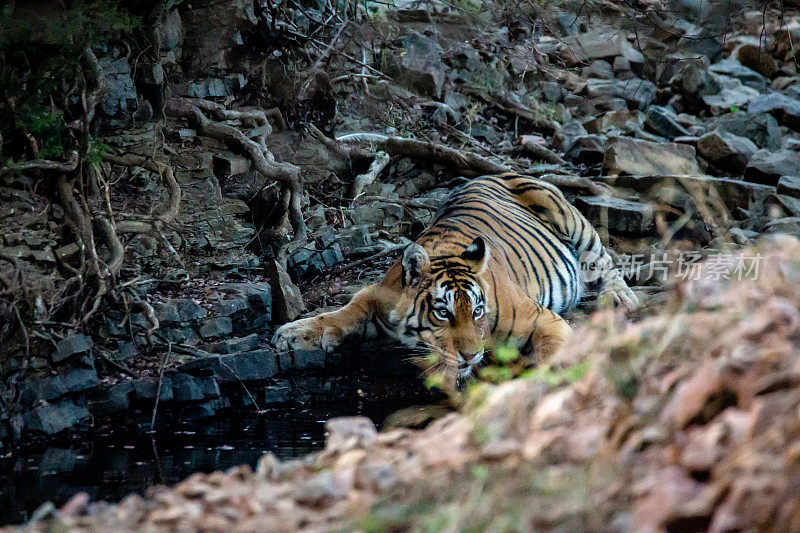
[[351, 151, 390, 198], [331, 242, 408, 274]]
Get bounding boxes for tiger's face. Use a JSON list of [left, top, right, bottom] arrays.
[[392, 237, 492, 378]]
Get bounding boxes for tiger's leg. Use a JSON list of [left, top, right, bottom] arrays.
[[495, 294, 572, 364], [509, 178, 638, 309], [527, 307, 572, 364], [272, 284, 381, 353]]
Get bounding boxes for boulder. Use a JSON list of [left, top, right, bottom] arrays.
[[701, 75, 759, 111], [603, 137, 701, 176], [12, 401, 90, 437], [574, 196, 655, 235], [564, 134, 606, 164], [391, 32, 446, 98], [585, 77, 657, 109], [669, 59, 720, 110], [552, 120, 588, 152], [644, 106, 691, 140], [777, 175, 800, 198], [712, 112, 781, 149], [205, 333, 260, 354], [747, 93, 800, 130], [52, 334, 92, 362], [265, 259, 305, 323], [697, 130, 758, 172], [170, 374, 220, 402], [744, 149, 800, 185], [709, 58, 765, 89], [198, 317, 233, 339], [179, 349, 279, 383], [212, 152, 251, 178], [98, 56, 138, 119]]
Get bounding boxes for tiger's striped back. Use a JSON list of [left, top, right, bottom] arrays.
[[418, 174, 588, 314]]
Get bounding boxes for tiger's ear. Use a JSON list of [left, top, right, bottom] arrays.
[[460, 236, 491, 274], [402, 243, 430, 286]]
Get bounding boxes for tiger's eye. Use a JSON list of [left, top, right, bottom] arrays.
[[433, 309, 449, 321], [473, 306, 485, 319]]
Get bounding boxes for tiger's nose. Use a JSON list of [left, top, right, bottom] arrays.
[[459, 351, 484, 366]]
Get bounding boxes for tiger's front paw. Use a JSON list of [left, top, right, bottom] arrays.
[[598, 277, 639, 310], [272, 317, 345, 353]]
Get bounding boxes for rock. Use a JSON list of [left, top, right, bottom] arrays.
[[98, 56, 138, 119], [585, 77, 657, 109], [574, 196, 655, 235], [18, 376, 67, 405], [594, 174, 773, 212], [212, 152, 251, 177], [582, 59, 613, 79], [552, 120, 588, 153], [12, 401, 90, 437], [747, 93, 800, 130], [696, 130, 758, 172], [155, 300, 181, 324], [776, 195, 800, 217], [541, 81, 563, 103], [133, 377, 174, 402], [603, 137, 701, 176], [205, 333, 259, 354], [157, 8, 183, 51], [170, 374, 220, 402], [262, 383, 292, 404], [325, 416, 377, 453], [265, 259, 304, 323], [733, 43, 777, 78], [178, 349, 279, 383], [644, 106, 691, 140], [198, 317, 233, 339], [564, 30, 643, 65], [669, 59, 720, 110], [176, 299, 208, 323], [778, 175, 800, 198], [290, 349, 326, 371], [60, 369, 100, 394], [52, 334, 92, 362], [91, 382, 134, 415], [564, 134, 606, 164], [713, 111, 781, 149], [709, 58, 765, 89], [211, 297, 248, 317], [702, 75, 759, 111], [392, 32, 446, 98], [340, 225, 373, 250], [744, 149, 800, 185]]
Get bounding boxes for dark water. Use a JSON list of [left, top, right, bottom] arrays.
[[0, 400, 416, 525]]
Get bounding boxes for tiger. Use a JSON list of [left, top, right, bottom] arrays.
[[272, 173, 638, 386]]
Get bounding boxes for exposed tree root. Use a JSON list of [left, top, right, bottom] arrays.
[[351, 151, 390, 198], [0, 151, 80, 175], [164, 97, 307, 264]]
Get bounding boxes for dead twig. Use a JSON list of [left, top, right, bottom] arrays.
[[331, 242, 408, 274]]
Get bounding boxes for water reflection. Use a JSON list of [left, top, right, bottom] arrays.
[[0, 401, 412, 525]]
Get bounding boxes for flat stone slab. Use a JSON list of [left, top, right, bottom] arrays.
[[574, 196, 655, 235], [603, 137, 701, 176]]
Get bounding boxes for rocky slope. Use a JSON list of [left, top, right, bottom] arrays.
[[2, 0, 800, 525], [11, 236, 800, 531]]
